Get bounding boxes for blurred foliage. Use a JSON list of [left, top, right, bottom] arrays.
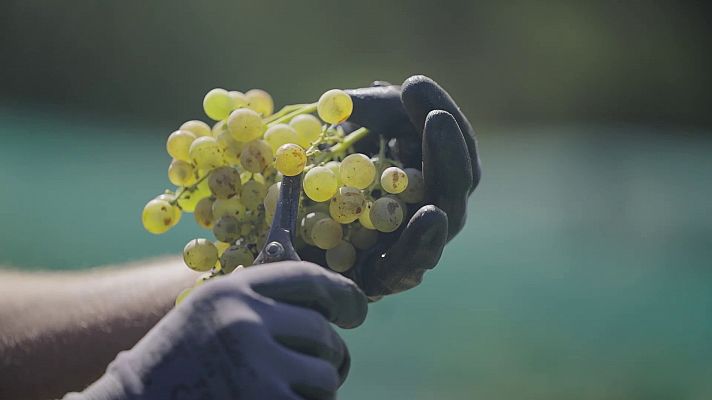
[[1, 0, 710, 128]]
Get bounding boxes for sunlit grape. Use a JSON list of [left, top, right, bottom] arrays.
[[220, 245, 254, 273], [303, 166, 338, 202], [203, 88, 234, 121], [166, 130, 197, 162], [325, 161, 343, 187], [142, 199, 177, 234], [240, 140, 273, 173], [370, 196, 404, 233], [329, 187, 366, 224], [229, 91, 249, 110], [180, 120, 212, 137], [264, 124, 298, 152], [215, 241, 231, 256], [358, 200, 376, 230], [176, 179, 211, 212], [155, 193, 182, 226], [240, 180, 267, 210], [290, 114, 322, 148], [168, 159, 197, 186], [216, 131, 243, 165], [325, 240, 356, 272], [228, 108, 266, 142], [274, 144, 306, 176], [299, 211, 328, 245], [399, 168, 425, 204], [340, 153, 376, 189], [317, 89, 353, 124], [212, 197, 246, 220], [208, 166, 241, 199], [380, 166, 408, 194], [194, 197, 215, 229], [310, 217, 343, 250], [183, 238, 218, 272], [213, 215, 240, 243], [189, 136, 224, 170], [246, 89, 274, 117]]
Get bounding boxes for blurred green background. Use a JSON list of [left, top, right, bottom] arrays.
[[1, 1, 711, 399]]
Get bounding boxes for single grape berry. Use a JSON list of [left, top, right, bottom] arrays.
[[194, 197, 215, 229], [299, 211, 329, 245], [229, 91, 249, 110], [317, 89, 353, 124], [168, 159, 196, 186], [216, 131, 243, 165], [228, 108, 266, 142], [183, 238, 218, 272], [203, 88, 234, 121], [380, 166, 409, 194], [220, 245, 255, 273], [189, 136, 224, 170], [176, 179, 211, 212], [358, 200, 376, 230], [180, 120, 212, 137], [290, 114, 322, 148], [264, 124, 298, 152], [275, 144, 307, 177], [340, 153, 376, 189], [208, 166, 242, 199], [264, 182, 281, 217], [240, 140, 273, 173], [325, 240, 357, 272], [329, 187, 366, 224], [213, 216, 241, 243], [245, 89, 274, 117], [142, 199, 178, 234], [303, 166, 338, 202], [370, 196, 405, 233], [310, 217, 343, 250], [155, 193, 182, 225], [212, 197, 246, 220], [166, 130, 197, 162], [240, 180, 267, 210]]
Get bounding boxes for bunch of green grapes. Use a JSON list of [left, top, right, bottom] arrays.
[[141, 87, 425, 304]]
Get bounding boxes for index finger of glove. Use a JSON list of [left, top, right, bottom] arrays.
[[401, 75, 482, 191], [344, 85, 419, 139], [243, 261, 368, 329]]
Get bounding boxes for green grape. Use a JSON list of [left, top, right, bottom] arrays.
[[358, 200, 376, 230], [189, 136, 224, 170], [177, 179, 211, 212], [380, 166, 408, 194], [212, 197, 246, 220], [229, 90, 249, 109], [240, 140, 273, 173], [299, 211, 328, 245], [325, 240, 356, 272], [246, 88, 274, 117], [175, 287, 192, 306], [180, 120, 212, 137], [220, 245, 254, 273], [399, 168, 425, 204], [325, 161, 343, 187], [264, 124, 298, 152], [329, 187, 366, 224], [183, 238, 218, 272], [203, 88, 234, 121], [303, 166, 338, 202], [317, 89, 353, 124], [214, 240, 231, 256], [211, 120, 228, 136], [142, 199, 178, 234], [370, 196, 404, 233], [212, 215, 240, 243], [290, 114, 322, 148], [240, 180, 267, 210], [194, 273, 211, 287], [166, 130, 197, 162], [208, 166, 241, 199], [216, 131, 243, 165], [264, 182, 281, 217], [168, 159, 197, 186], [350, 223, 378, 250], [227, 108, 266, 142], [310, 217, 343, 250], [274, 144, 306, 177], [340, 153, 376, 189], [155, 193, 182, 225], [194, 197, 215, 229]]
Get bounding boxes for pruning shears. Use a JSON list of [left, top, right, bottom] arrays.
[[253, 174, 303, 264]]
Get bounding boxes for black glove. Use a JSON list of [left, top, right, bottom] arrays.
[[344, 75, 481, 298]]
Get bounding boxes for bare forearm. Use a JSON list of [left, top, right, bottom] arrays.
[[0, 257, 198, 400]]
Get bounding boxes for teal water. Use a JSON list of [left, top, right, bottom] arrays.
[[1, 109, 711, 399]]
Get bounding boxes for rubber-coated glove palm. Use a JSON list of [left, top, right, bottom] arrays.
[[66, 262, 367, 400]]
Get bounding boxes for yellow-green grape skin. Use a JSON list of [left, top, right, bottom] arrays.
[[189, 136, 224, 170], [264, 124, 298, 152], [203, 88, 234, 121], [193, 197, 215, 229], [350, 223, 379, 250], [211, 120, 228, 137], [227, 108, 266, 142], [166, 130, 197, 162], [358, 201, 376, 230], [399, 168, 425, 204], [215, 241, 231, 256], [208, 166, 242, 199], [194, 273, 211, 287], [176, 178, 211, 212], [220, 245, 254, 273], [216, 131, 243, 165], [289, 114, 322, 148], [212, 216, 240, 243], [240, 180, 267, 210], [240, 140, 273, 173], [317, 89, 353, 124], [310, 218, 343, 250], [380, 166, 409, 194], [264, 182, 281, 217], [142, 199, 177, 234], [303, 166, 338, 202], [325, 240, 357, 272], [299, 212, 329, 245], [340, 153, 376, 189], [155, 193, 182, 225], [274, 144, 306, 177], [168, 159, 197, 186], [246, 89, 274, 117], [175, 287, 192, 306], [325, 161, 343, 187], [212, 197, 246, 220], [183, 238, 218, 272], [370, 196, 405, 233], [229, 90, 249, 110], [329, 187, 366, 224], [180, 120, 212, 137]]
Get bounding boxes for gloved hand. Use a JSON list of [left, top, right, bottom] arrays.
[[66, 262, 367, 400], [343, 75, 481, 298]]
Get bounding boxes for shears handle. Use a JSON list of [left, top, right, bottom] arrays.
[[253, 174, 302, 264]]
